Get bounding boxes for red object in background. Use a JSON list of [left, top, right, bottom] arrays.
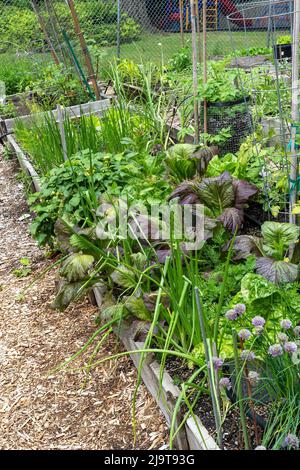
[[170, 13, 180, 21], [220, 0, 253, 27]]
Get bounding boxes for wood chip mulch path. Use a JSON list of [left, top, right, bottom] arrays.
[[0, 149, 168, 450]]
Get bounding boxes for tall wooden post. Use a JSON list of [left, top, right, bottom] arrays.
[[67, 0, 100, 100]]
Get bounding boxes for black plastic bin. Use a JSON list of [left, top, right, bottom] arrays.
[[274, 43, 292, 61]]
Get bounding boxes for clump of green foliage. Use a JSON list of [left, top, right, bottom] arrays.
[[27, 64, 87, 110], [0, 53, 47, 95], [29, 149, 170, 245], [0, 1, 140, 53], [0, 102, 16, 119]]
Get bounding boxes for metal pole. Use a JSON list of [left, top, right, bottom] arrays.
[[190, 0, 200, 145], [66, 0, 101, 100], [290, 0, 300, 223]]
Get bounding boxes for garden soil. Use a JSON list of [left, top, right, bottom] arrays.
[[0, 148, 168, 450]]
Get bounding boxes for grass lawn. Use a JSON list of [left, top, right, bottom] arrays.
[[98, 30, 270, 67]]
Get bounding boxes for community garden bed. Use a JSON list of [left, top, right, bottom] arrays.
[[0, 22, 299, 451]]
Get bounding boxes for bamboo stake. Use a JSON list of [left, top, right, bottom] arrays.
[[190, 0, 200, 145], [30, 0, 60, 65], [290, 0, 300, 224], [195, 0, 202, 63], [203, 0, 208, 136], [44, 0, 66, 65], [66, 0, 100, 100], [179, 0, 185, 47], [44, 0, 69, 67], [186, 3, 189, 31]]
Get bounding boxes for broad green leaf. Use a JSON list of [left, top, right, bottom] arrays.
[[111, 265, 136, 289], [60, 253, 94, 282], [256, 257, 299, 284], [197, 172, 234, 215], [261, 221, 300, 258]]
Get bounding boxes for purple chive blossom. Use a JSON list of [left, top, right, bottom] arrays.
[[284, 341, 298, 354], [238, 329, 252, 341], [248, 371, 260, 385], [241, 350, 256, 361], [219, 377, 232, 390], [225, 309, 238, 321], [268, 344, 283, 357], [293, 326, 300, 337], [252, 316, 266, 327], [255, 445, 266, 450], [284, 434, 299, 450], [280, 319, 292, 330], [254, 326, 264, 336], [208, 357, 224, 371], [234, 304, 246, 317], [277, 332, 288, 343]]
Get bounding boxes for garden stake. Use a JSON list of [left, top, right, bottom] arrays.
[[62, 29, 95, 101], [44, 0, 67, 67], [202, 0, 208, 136], [66, 0, 100, 100], [232, 329, 250, 450], [30, 0, 60, 66], [195, 287, 223, 449], [179, 0, 185, 47], [46, 0, 77, 69], [189, 0, 200, 145], [185, 3, 189, 30], [195, 0, 202, 63]]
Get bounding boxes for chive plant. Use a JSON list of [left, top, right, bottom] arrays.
[[14, 112, 101, 175]]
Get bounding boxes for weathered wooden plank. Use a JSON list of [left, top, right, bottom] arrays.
[[186, 416, 220, 450], [4, 98, 111, 133], [7, 134, 41, 193]]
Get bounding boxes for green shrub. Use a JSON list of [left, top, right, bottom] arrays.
[[0, 102, 17, 119], [0, 1, 140, 53], [0, 6, 44, 52]]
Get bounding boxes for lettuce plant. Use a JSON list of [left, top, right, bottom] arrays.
[[232, 222, 300, 284], [170, 171, 258, 233]]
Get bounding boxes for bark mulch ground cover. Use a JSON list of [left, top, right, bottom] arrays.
[[0, 149, 168, 450]]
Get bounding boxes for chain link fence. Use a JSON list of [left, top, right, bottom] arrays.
[[0, 1, 294, 83], [0, 0, 292, 56]]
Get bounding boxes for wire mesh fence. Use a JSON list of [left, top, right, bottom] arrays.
[[0, 1, 294, 67]]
